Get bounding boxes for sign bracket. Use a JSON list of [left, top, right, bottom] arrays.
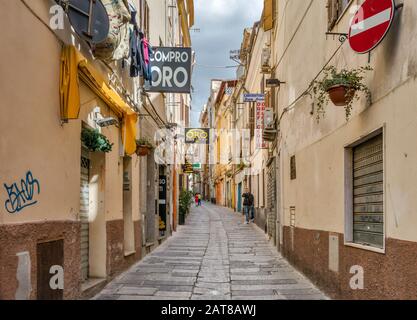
[[325, 32, 348, 44]]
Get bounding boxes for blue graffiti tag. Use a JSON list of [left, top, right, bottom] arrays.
[[4, 171, 40, 214]]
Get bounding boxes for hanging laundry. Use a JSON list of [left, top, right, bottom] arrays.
[[128, 2, 142, 77], [140, 34, 154, 83], [94, 0, 131, 62], [125, 0, 153, 81]]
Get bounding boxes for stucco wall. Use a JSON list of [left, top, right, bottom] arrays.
[[275, 0, 417, 244]]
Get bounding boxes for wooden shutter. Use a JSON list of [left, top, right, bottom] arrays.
[[249, 103, 255, 137], [290, 155, 296, 180], [327, 0, 340, 31], [353, 134, 384, 248]]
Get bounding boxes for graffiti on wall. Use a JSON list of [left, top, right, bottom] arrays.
[[4, 171, 40, 214]]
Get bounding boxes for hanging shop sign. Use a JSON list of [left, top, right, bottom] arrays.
[[146, 47, 193, 93], [348, 0, 396, 54], [66, 0, 110, 44], [243, 94, 265, 103], [256, 100, 268, 149], [185, 128, 210, 145], [183, 161, 194, 174]]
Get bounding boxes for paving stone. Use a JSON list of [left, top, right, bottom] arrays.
[[193, 287, 230, 296], [232, 279, 298, 285], [232, 295, 284, 300], [231, 274, 299, 281], [232, 289, 276, 296], [116, 287, 158, 296], [155, 291, 192, 299], [231, 284, 316, 291], [153, 285, 194, 292], [191, 295, 231, 300], [118, 295, 175, 300]]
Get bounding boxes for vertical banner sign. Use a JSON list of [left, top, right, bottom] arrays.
[[256, 100, 267, 149], [159, 175, 167, 231], [146, 47, 192, 93]]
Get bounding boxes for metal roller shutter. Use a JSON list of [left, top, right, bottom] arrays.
[[353, 134, 384, 248], [267, 159, 276, 240], [80, 148, 90, 281]]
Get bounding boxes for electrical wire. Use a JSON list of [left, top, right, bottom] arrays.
[[194, 63, 239, 69]]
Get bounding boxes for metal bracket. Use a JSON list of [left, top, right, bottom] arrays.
[[326, 32, 348, 43]]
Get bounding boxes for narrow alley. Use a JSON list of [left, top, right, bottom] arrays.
[[94, 203, 327, 300]]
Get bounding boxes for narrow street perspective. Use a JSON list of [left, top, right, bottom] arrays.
[[95, 203, 326, 300], [2, 0, 417, 306]]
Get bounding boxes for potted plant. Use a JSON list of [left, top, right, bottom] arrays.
[[179, 190, 193, 225], [135, 137, 154, 156], [81, 127, 113, 153], [311, 65, 372, 120]]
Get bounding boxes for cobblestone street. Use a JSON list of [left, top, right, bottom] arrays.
[[94, 203, 327, 300]]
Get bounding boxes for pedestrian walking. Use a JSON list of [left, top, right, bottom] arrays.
[[195, 193, 199, 207], [242, 188, 255, 224], [198, 193, 202, 206]]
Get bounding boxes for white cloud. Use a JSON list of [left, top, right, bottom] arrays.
[[198, 0, 263, 21], [190, 1, 264, 126]]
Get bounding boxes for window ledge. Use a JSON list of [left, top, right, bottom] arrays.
[[124, 250, 136, 257], [81, 278, 106, 292], [344, 242, 385, 254]]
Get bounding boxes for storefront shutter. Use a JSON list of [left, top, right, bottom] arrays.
[[80, 148, 90, 281], [353, 134, 384, 248]]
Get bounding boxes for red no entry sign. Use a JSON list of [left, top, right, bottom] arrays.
[[348, 0, 396, 54]]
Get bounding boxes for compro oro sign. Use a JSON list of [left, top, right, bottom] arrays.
[[185, 128, 209, 144], [348, 0, 396, 54], [147, 47, 192, 93]]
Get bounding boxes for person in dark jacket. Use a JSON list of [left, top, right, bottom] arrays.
[[242, 188, 255, 224]]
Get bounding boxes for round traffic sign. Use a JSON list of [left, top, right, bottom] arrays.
[[348, 0, 396, 54]]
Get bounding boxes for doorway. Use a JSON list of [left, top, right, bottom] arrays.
[[237, 183, 242, 213], [80, 147, 90, 282]]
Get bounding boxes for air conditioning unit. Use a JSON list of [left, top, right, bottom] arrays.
[[261, 47, 271, 73]]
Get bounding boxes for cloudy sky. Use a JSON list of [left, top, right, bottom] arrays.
[[190, 0, 263, 126]]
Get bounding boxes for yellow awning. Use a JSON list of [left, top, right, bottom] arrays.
[[60, 45, 138, 155]]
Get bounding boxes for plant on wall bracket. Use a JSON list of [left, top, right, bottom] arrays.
[[81, 127, 113, 153], [135, 137, 154, 156], [310, 65, 373, 121]]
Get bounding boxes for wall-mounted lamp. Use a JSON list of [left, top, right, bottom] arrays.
[[95, 117, 119, 128], [266, 79, 286, 88]]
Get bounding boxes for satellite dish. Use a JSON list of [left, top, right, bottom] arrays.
[[67, 0, 110, 44]]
